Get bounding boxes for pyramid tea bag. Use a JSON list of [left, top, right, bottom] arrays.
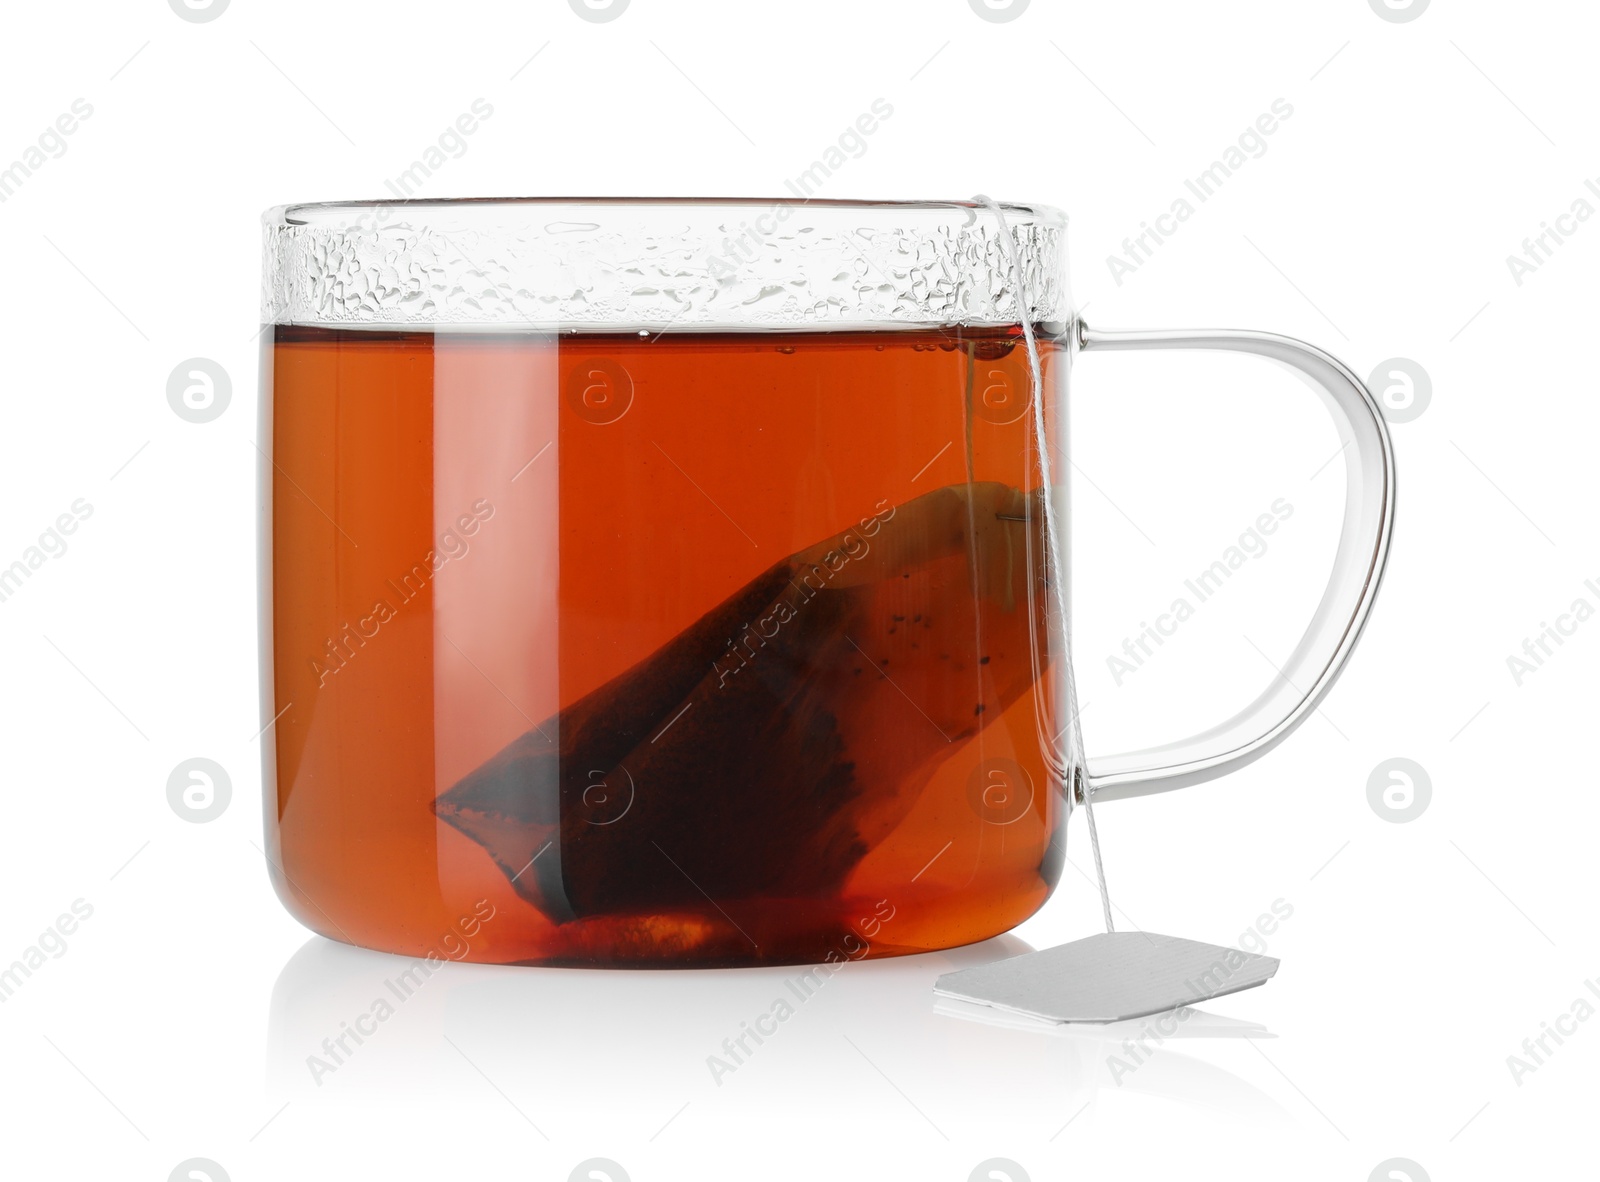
[[434, 481, 1049, 944]]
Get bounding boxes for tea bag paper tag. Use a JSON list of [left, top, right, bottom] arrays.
[[932, 931, 1279, 1024]]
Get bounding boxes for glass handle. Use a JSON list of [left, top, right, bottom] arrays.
[[1075, 323, 1397, 802]]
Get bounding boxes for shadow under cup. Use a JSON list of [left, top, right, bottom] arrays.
[[259, 199, 1081, 967]]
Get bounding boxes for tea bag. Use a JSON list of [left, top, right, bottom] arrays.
[[434, 481, 1048, 931]]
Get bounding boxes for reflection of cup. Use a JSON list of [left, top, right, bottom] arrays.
[[266, 933, 1287, 1134], [258, 199, 1393, 968]]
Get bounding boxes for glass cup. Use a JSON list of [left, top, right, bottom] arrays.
[[259, 198, 1393, 967]]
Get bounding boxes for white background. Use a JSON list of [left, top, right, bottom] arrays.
[[0, 0, 1594, 1179]]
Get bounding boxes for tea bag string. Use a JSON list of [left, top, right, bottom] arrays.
[[974, 195, 1114, 936]]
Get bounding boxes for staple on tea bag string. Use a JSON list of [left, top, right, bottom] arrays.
[[932, 199, 1281, 1023]]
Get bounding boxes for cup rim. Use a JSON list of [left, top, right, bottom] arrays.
[[260, 197, 1072, 331], [266, 196, 1068, 228]]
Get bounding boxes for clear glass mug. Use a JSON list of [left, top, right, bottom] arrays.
[[258, 198, 1394, 967]]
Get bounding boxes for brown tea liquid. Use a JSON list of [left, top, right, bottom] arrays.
[[266, 325, 1069, 966]]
